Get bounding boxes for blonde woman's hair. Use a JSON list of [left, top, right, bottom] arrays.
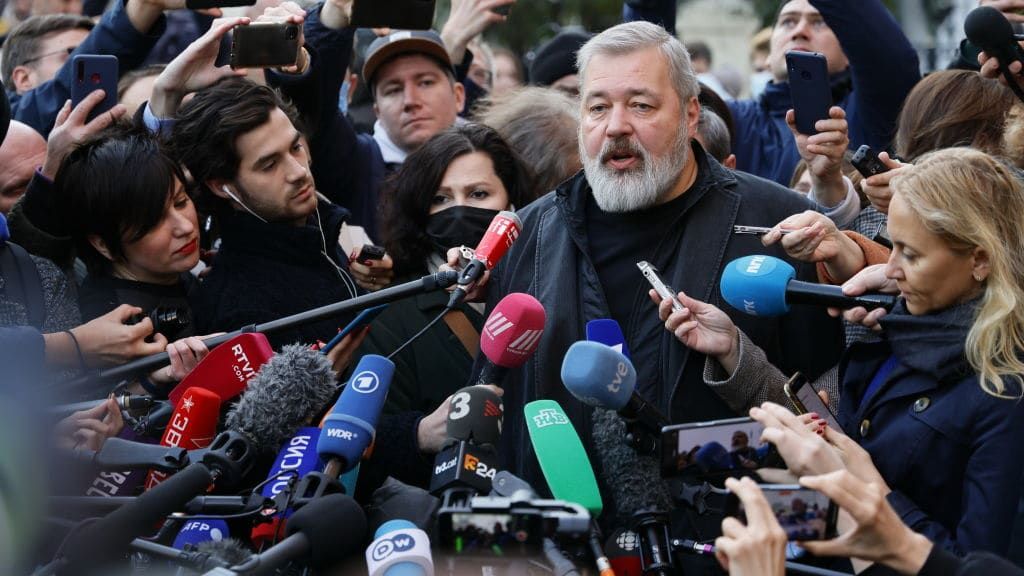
[[890, 148, 1024, 398]]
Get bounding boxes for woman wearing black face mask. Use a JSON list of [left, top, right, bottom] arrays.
[[352, 123, 532, 422]]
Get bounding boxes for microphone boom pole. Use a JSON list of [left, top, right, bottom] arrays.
[[68, 271, 460, 389]]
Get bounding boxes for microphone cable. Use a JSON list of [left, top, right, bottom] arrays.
[[386, 307, 450, 361]]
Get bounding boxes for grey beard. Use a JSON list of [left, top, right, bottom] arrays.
[[582, 130, 691, 213]]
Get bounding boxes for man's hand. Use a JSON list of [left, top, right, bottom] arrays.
[[151, 17, 250, 118], [714, 477, 787, 576], [55, 397, 125, 452], [981, 0, 1024, 22], [320, 0, 353, 30], [827, 264, 897, 330], [417, 384, 503, 453], [127, 0, 223, 37], [350, 254, 395, 292], [43, 92, 127, 179], [860, 152, 907, 214], [69, 305, 169, 367], [799, 470, 933, 575], [440, 0, 515, 64], [651, 289, 739, 374], [787, 106, 849, 208], [762, 211, 865, 283], [256, 2, 307, 74]]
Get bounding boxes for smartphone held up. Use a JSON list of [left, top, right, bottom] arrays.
[[230, 22, 301, 69]]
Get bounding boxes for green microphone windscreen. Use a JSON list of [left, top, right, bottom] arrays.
[[524, 399, 603, 515]]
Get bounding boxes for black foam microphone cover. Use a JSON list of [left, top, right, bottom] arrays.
[[285, 493, 367, 569], [965, 6, 1021, 64], [444, 385, 503, 449]]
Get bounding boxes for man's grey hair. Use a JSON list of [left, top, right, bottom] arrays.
[[697, 107, 732, 163], [576, 21, 699, 105]]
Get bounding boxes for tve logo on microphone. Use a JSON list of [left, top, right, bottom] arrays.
[[532, 408, 569, 428], [370, 532, 417, 561]]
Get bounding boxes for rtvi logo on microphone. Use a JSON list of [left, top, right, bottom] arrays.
[[232, 344, 259, 383], [371, 532, 416, 562], [532, 408, 568, 428], [351, 371, 379, 394]]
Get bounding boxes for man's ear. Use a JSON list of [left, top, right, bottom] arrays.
[[685, 96, 700, 136], [87, 234, 113, 262], [207, 179, 232, 200], [10, 66, 34, 94], [453, 81, 466, 114], [724, 154, 737, 170]]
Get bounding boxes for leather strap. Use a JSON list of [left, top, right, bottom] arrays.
[[443, 309, 479, 358]]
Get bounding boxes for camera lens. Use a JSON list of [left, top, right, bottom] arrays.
[[150, 307, 191, 336], [800, 70, 813, 81], [286, 26, 298, 39]]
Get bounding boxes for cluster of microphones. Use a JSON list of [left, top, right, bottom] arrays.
[[39, 210, 898, 576]]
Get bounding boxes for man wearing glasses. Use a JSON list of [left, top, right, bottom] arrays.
[[2, 14, 92, 95]]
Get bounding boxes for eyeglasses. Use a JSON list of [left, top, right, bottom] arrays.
[[22, 45, 76, 65]]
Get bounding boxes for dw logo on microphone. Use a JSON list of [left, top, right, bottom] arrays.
[[371, 533, 416, 561], [351, 371, 380, 394], [532, 408, 568, 428]]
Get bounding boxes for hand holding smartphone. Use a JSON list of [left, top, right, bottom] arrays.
[[638, 261, 685, 313], [70, 55, 118, 123], [850, 145, 890, 179], [230, 22, 301, 69], [785, 51, 832, 135], [724, 483, 838, 541], [783, 373, 843, 433]]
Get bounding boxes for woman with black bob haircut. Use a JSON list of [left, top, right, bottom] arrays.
[[56, 124, 211, 389], [353, 123, 532, 436]]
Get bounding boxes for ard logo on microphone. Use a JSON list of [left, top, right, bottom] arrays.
[[371, 532, 416, 562], [532, 408, 569, 428], [350, 371, 380, 394]]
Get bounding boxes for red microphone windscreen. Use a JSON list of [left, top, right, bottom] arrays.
[[474, 211, 522, 270], [168, 333, 274, 405], [480, 293, 546, 368], [144, 387, 222, 490]]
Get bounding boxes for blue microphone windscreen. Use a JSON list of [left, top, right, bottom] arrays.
[[561, 341, 636, 411], [374, 519, 417, 539], [261, 427, 321, 504], [173, 518, 229, 549], [318, 355, 395, 468], [719, 255, 795, 317], [586, 319, 631, 360]]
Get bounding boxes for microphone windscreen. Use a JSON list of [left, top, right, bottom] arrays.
[[317, 354, 395, 472], [366, 519, 433, 576], [480, 293, 546, 368], [168, 332, 274, 406], [965, 6, 1015, 52], [719, 255, 795, 317], [286, 493, 367, 569], [195, 538, 252, 567], [444, 386, 503, 448], [524, 399, 603, 515], [474, 210, 522, 269], [172, 518, 230, 549], [225, 344, 337, 454], [145, 387, 221, 490], [591, 408, 673, 524], [586, 318, 631, 360], [561, 341, 637, 411]]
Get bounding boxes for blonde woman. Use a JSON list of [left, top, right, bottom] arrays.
[[652, 148, 1024, 556]]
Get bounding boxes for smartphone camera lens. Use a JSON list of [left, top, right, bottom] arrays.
[[286, 26, 298, 39], [800, 70, 813, 81]]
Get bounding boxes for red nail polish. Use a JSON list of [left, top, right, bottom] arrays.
[[809, 414, 820, 420]]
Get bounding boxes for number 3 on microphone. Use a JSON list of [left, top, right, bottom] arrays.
[[449, 392, 471, 420]]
